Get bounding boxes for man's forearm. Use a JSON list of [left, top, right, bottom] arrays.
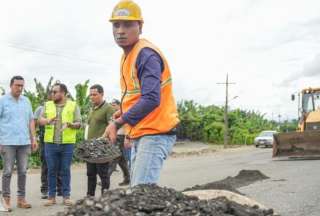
[[122, 48, 162, 126], [38, 117, 49, 126], [29, 119, 37, 142], [72, 121, 81, 129], [122, 97, 159, 126]]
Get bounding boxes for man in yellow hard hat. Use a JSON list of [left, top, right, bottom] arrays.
[[104, 0, 180, 187]]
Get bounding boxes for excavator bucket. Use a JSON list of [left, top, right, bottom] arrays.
[[273, 130, 320, 159]]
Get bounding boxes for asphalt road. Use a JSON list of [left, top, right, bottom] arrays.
[[2, 146, 320, 216]]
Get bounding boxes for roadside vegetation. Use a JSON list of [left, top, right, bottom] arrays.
[[177, 100, 298, 144]]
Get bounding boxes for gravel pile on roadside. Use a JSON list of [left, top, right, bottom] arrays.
[[184, 170, 269, 194], [184, 181, 242, 194], [57, 184, 275, 216]]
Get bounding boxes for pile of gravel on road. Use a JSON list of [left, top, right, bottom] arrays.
[[57, 184, 275, 216], [184, 170, 269, 194], [74, 138, 121, 163]]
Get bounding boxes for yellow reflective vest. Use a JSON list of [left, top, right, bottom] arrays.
[[44, 100, 77, 144]]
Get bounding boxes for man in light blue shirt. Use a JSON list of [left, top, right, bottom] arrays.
[[0, 76, 38, 211]]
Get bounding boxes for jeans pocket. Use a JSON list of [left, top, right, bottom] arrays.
[[163, 135, 176, 158]]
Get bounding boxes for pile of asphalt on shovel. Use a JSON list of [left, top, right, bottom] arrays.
[[65, 139, 275, 216], [74, 138, 121, 163]]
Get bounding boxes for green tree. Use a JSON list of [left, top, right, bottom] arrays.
[[74, 80, 91, 143], [177, 100, 279, 145], [23, 77, 55, 110], [74, 80, 90, 119]]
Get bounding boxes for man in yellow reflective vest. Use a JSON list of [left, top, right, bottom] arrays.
[[39, 83, 81, 206], [34, 90, 62, 199], [104, 0, 180, 187]]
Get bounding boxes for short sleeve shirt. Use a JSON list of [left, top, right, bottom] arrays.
[[87, 102, 113, 139], [0, 94, 34, 145]]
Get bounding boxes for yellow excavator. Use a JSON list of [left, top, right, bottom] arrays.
[[273, 87, 320, 159]]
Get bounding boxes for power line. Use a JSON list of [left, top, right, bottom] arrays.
[[6, 42, 110, 66]]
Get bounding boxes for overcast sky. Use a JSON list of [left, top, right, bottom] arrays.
[[1, 0, 320, 120]]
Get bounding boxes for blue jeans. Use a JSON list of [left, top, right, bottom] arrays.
[[131, 135, 176, 187], [124, 147, 132, 170], [45, 143, 74, 198]]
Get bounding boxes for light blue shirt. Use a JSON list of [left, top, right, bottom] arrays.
[[0, 93, 34, 145]]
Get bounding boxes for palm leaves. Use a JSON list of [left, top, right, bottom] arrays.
[[23, 77, 55, 110], [74, 80, 90, 119]]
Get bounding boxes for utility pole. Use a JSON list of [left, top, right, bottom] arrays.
[[278, 114, 281, 131], [217, 74, 236, 148], [297, 93, 301, 120]]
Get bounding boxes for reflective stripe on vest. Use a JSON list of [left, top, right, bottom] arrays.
[[44, 100, 77, 144], [120, 39, 179, 138]]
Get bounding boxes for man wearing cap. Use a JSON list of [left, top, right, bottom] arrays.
[[104, 0, 180, 187]]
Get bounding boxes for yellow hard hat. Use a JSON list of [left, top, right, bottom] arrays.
[[109, 0, 143, 22]]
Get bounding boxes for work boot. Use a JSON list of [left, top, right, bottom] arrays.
[[17, 197, 32, 209], [44, 197, 56, 207], [2, 197, 12, 212]]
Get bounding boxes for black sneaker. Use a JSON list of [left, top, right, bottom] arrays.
[[41, 192, 48, 199]]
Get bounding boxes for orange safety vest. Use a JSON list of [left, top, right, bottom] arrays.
[[120, 39, 179, 138]]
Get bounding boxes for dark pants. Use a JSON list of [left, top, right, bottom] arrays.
[[86, 162, 110, 196], [109, 135, 130, 181], [45, 143, 74, 198], [40, 142, 62, 194]]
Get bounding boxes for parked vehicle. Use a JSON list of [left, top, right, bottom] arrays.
[[254, 130, 277, 148]]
